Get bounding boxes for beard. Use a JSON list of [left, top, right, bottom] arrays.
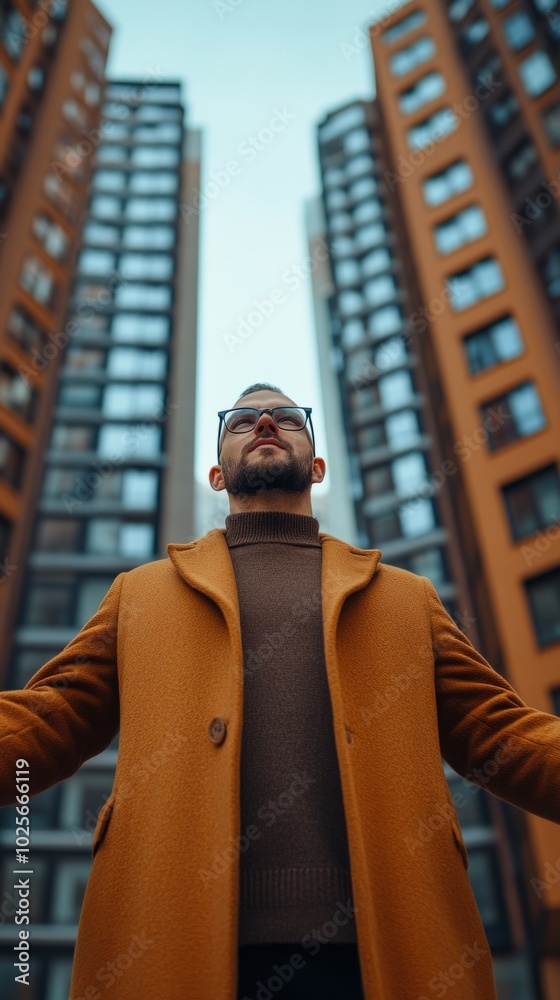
[[220, 447, 313, 497]]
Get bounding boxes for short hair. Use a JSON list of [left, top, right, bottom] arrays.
[[237, 382, 286, 400]]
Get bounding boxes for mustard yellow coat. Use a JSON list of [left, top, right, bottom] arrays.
[[1, 528, 560, 1000]]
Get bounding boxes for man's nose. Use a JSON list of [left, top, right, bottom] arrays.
[[254, 412, 278, 435]]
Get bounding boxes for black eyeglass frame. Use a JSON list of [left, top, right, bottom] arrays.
[[216, 406, 315, 463]]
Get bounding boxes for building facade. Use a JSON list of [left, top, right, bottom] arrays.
[[0, 0, 111, 683], [309, 1, 560, 996], [0, 76, 200, 999]]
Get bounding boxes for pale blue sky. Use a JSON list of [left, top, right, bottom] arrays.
[[97, 0, 405, 489]]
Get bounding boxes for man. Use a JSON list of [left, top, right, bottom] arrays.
[[0, 382, 559, 1000]]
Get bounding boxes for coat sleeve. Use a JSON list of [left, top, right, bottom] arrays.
[[424, 575, 560, 824], [0, 571, 125, 808]]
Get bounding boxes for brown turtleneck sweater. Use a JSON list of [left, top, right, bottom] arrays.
[[224, 509, 357, 946]]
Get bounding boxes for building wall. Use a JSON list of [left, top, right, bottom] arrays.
[[371, 0, 560, 993], [0, 0, 111, 684], [0, 77, 200, 998]]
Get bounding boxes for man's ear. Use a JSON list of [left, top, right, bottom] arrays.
[[311, 457, 326, 486], [209, 465, 226, 492]]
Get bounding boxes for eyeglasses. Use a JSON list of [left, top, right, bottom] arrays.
[[216, 406, 315, 462]]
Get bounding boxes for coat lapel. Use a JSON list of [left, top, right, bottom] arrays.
[[167, 529, 383, 653]]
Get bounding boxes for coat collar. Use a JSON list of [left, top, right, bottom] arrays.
[[167, 529, 383, 648]]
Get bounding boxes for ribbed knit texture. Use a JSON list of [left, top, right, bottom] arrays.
[[225, 509, 357, 945]]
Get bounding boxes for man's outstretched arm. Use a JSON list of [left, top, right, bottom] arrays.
[[0, 571, 125, 808], [425, 576, 560, 824]]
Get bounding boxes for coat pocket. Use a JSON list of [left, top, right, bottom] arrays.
[[91, 793, 116, 858], [450, 813, 469, 870]]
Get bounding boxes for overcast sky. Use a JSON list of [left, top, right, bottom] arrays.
[[96, 0, 405, 491]]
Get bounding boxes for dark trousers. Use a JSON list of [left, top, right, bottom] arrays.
[[237, 942, 365, 1000]]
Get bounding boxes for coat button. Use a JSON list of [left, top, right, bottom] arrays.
[[209, 717, 227, 745]]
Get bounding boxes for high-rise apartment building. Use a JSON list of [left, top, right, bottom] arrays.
[[0, 76, 201, 999], [0, 0, 111, 682], [309, 1, 560, 996]]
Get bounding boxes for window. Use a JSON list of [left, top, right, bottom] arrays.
[[50, 425, 96, 452], [361, 248, 392, 277], [120, 253, 174, 280], [122, 225, 175, 249], [97, 423, 161, 459], [392, 451, 429, 496], [364, 274, 398, 306], [326, 189, 347, 212], [93, 169, 127, 191], [385, 409, 421, 448], [59, 383, 102, 408], [448, 0, 474, 21], [434, 205, 488, 254], [463, 315, 524, 374], [502, 465, 560, 541], [107, 348, 167, 379], [85, 519, 155, 558], [131, 146, 180, 168], [335, 260, 360, 286], [2, 10, 26, 61], [24, 576, 115, 629], [0, 65, 9, 109], [344, 129, 370, 154], [339, 289, 363, 317], [83, 222, 120, 246], [399, 72, 446, 115], [407, 108, 459, 149], [541, 101, 560, 146], [78, 249, 116, 276], [102, 384, 165, 418], [447, 257, 505, 311], [7, 307, 47, 353], [368, 305, 403, 338], [488, 91, 520, 132], [111, 314, 169, 343], [378, 369, 414, 408], [354, 222, 387, 249], [114, 285, 172, 309], [382, 9, 427, 45], [348, 176, 377, 202], [503, 11, 536, 51], [319, 106, 365, 144], [504, 139, 539, 182], [481, 382, 546, 451], [65, 348, 106, 372], [32, 215, 69, 260], [129, 172, 179, 194], [62, 99, 88, 131], [345, 154, 374, 178], [472, 53, 502, 92], [133, 123, 182, 142], [390, 36, 436, 78], [44, 173, 77, 221], [124, 197, 177, 222], [541, 249, 560, 298], [95, 145, 129, 164], [423, 160, 474, 206], [525, 567, 560, 646], [518, 51, 557, 97], [0, 433, 25, 488], [353, 199, 382, 225], [0, 361, 36, 420], [460, 18, 490, 53], [20, 257, 55, 308], [91, 195, 122, 219]]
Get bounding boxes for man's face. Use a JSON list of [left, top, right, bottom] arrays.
[[217, 392, 315, 496]]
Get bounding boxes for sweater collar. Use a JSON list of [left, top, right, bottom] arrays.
[[224, 510, 321, 547]]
